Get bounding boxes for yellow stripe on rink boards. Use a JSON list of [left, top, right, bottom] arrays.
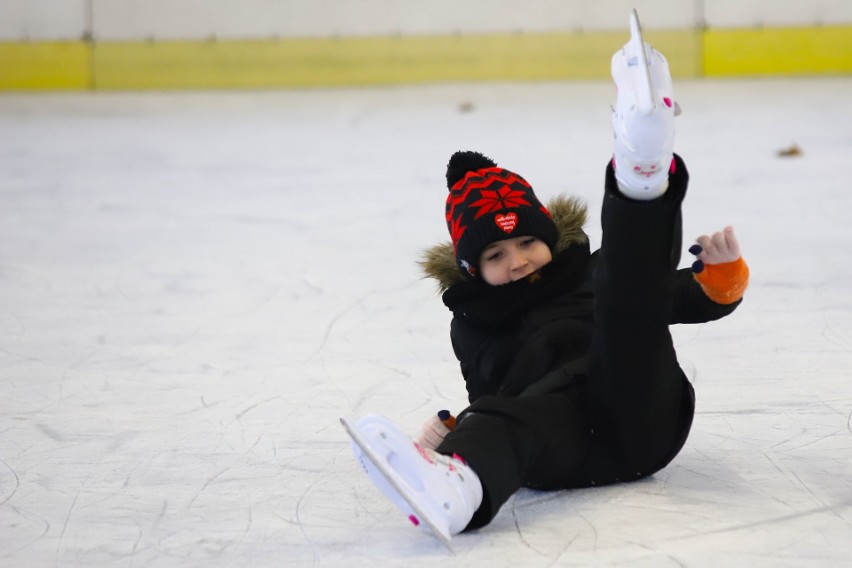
[[95, 36, 603, 89], [704, 26, 852, 77], [0, 42, 91, 90], [6, 30, 695, 91], [0, 26, 848, 91], [92, 32, 699, 90]]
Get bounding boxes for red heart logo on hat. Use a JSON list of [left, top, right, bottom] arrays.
[[495, 212, 517, 234]]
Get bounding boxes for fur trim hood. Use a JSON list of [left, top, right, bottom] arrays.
[[420, 194, 589, 292]]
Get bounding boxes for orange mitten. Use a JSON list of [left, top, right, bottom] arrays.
[[692, 256, 749, 305]]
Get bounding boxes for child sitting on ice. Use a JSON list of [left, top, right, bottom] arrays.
[[342, 13, 749, 545]]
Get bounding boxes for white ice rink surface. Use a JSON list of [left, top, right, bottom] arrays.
[[1, 77, 851, 566]]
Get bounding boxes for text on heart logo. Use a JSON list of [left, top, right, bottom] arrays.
[[494, 212, 517, 234]]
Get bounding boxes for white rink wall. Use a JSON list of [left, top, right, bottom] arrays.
[[2, 0, 851, 41]]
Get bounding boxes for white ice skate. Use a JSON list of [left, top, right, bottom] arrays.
[[611, 9, 678, 200], [340, 414, 482, 548]]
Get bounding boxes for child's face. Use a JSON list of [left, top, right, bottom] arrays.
[[479, 236, 553, 286]]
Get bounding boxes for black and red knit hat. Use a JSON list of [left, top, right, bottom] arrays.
[[445, 151, 557, 278]]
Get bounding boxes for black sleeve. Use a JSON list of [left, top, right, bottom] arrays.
[[670, 267, 742, 324], [450, 318, 512, 403]]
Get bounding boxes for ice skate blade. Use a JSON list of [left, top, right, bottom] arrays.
[[340, 416, 455, 551], [628, 9, 655, 115]]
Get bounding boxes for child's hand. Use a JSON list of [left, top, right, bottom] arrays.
[[689, 226, 741, 273], [689, 226, 749, 305], [414, 413, 453, 451]]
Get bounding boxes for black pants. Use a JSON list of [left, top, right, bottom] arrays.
[[437, 157, 694, 531]]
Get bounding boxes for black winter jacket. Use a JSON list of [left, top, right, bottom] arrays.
[[420, 195, 741, 403]]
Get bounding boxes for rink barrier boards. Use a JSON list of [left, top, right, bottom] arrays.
[[1, 26, 850, 90]]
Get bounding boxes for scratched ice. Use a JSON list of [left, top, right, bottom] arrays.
[[1, 78, 851, 566]]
